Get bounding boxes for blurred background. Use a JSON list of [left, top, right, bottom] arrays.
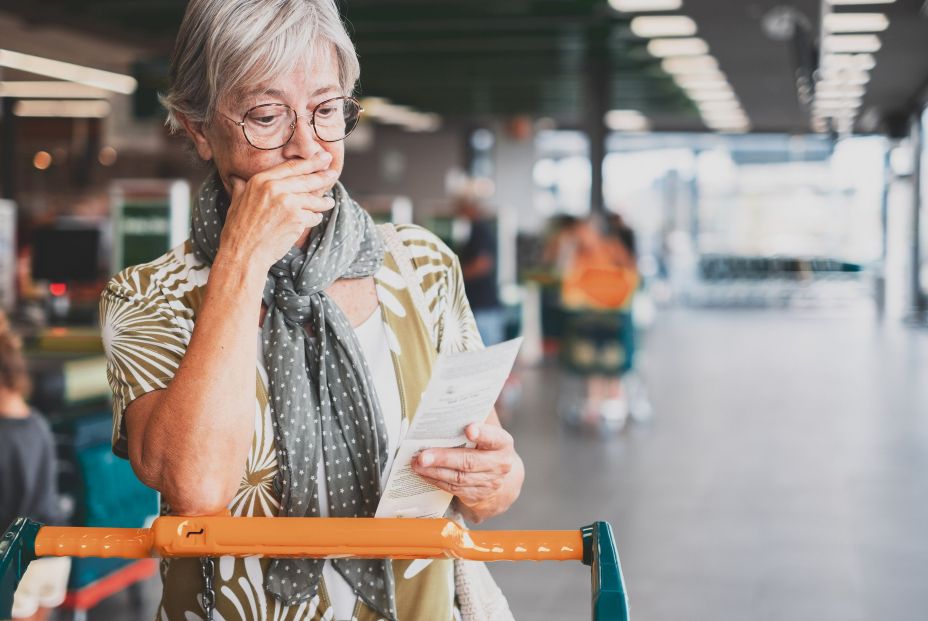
[[2, 0, 928, 619]]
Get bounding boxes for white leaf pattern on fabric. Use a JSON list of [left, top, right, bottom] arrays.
[[220, 585, 249, 621], [220, 557, 235, 581], [375, 284, 406, 318], [374, 266, 406, 290], [403, 559, 434, 579], [383, 322, 402, 355]]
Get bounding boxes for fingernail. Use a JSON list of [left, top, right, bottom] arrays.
[[419, 452, 433, 467], [469, 425, 480, 440]]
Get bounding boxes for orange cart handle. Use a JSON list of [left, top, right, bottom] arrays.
[[34, 517, 584, 562]]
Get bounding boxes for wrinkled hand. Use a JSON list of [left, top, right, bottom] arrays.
[[412, 422, 521, 523], [221, 153, 338, 269]]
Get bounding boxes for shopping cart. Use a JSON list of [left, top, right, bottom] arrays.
[[1, 516, 628, 620]]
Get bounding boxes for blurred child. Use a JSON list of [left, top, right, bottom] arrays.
[[0, 312, 69, 621]]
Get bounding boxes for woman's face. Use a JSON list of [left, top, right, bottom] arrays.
[[186, 46, 346, 195]]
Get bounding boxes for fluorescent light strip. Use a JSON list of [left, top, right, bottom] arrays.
[[0, 81, 111, 99], [630, 16, 697, 37], [823, 34, 882, 53], [604, 109, 651, 131], [815, 86, 866, 99], [647, 37, 709, 58], [13, 99, 111, 118], [821, 53, 876, 70], [823, 13, 889, 33], [360, 96, 441, 132], [0, 49, 136, 94], [817, 69, 871, 85], [609, 0, 682, 12], [662, 55, 718, 74], [813, 102, 862, 110]]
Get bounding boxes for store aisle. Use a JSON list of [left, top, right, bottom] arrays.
[[71, 308, 928, 621], [489, 308, 928, 621]]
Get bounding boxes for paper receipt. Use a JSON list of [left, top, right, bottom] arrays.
[[375, 337, 523, 518]]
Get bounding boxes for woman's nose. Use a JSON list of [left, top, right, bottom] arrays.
[[282, 114, 325, 159]]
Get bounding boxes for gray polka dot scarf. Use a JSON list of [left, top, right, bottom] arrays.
[[191, 173, 397, 620]]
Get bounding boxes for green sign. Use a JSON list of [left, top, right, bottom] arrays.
[[117, 202, 171, 270]]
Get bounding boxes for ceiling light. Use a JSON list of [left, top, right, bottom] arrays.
[[688, 89, 737, 102], [823, 35, 882, 54], [812, 99, 863, 115], [661, 55, 719, 74], [821, 53, 877, 71], [404, 113, 442, 132], [360, 97, 441, 131], [604, 109, 651, 131], [826, 0, 894, 5], [0, 49, 136, 94], [815, 84, 866, 98], [609, 0, 683, 12], [13, 99, 112, 118], [0, 81, 111, 99], [817, 69, 871, 85], [630, 16, 697, 37], [824, 13, 889, 33], [813, 97, 863, 109], [648, 37, 709, 57]]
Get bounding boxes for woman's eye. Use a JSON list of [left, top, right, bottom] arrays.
[[316, 106, 337, 118], [249, 112, 285, 124]]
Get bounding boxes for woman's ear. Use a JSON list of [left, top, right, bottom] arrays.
[[177, 112, 214, 162]]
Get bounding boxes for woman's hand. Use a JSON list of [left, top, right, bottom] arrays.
[[220, 152, 338, 269], [412, 413, 524, 524]]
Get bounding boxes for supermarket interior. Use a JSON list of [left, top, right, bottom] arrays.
[[1, 0, 928, 620]]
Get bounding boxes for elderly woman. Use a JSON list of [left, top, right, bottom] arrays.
[[99, 1, 524, 619]]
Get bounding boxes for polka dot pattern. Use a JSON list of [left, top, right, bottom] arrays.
[[190, 172, 398, 621]]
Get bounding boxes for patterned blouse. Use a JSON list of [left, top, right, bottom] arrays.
[[100, 224, 483, 621]]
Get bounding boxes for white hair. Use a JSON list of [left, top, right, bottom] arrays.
[[160, 0, 360, 132]]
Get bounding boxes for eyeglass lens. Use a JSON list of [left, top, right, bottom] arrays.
[[242, 97, 361, 149]]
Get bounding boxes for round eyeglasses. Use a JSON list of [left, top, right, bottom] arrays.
[[224, 96, 363, 150]]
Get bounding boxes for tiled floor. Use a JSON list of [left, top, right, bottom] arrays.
[[63, 307, 928, 620]]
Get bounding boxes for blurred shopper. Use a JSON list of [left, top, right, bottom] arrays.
[[606, 212, 637, 269], [456, 195, 505, 346], [0, 313, 70, 621], [554, 218, 638, 430], [99, 1, 523, 620]]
